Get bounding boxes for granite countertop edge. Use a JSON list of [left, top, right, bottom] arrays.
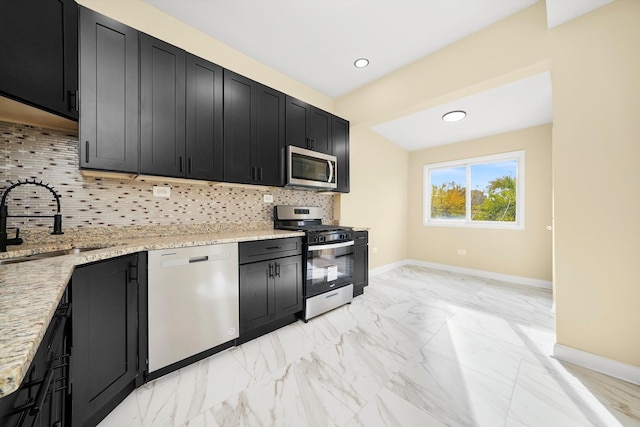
[[0, 228, 304, 399]]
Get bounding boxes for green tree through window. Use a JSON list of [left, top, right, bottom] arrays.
[[424, 151, 524, 227]]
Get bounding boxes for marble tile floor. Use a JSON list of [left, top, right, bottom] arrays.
[[98, 265, 640, 427]]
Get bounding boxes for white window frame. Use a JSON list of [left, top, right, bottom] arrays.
[[423, 150, 525, 229]]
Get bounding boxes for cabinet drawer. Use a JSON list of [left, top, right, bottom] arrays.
[[239, 237, 302, 264], [353, 231, 368, 246]]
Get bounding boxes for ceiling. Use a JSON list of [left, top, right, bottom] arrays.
[[144, 0, 613, 150], [373, 72, 553, 150]]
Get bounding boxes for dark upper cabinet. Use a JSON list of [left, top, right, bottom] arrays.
[[285, 96, 332, 155], [224, 70, 285, 186], [0, 0, 78, 120], [71, 254, 141, 427], [79, 6, 139, 173], [140, 34, 186, 177], [186, 55, 224, 181], [332, 116, 350, 193]]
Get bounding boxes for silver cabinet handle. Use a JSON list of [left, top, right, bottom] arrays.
[[308, 240, 354, 251]]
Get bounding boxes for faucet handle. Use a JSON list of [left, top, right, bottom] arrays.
[[7, 227, 20, 239]]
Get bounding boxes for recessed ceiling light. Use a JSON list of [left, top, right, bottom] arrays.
[[442, 110, 466, 122], [354, 58, 369, 68]]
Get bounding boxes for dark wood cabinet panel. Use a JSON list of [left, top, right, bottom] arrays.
[[239, 260, 276, 332], [223, 71, 254, 184], [332, 116, 350, 193], [353, 231, 369, 297], [140, 35, 186, 177], [224, 70, 285, 186], [0, 0, 78, 120], [285, 97, 311, 150], [71, 254, 139, 427], [273, 255, 303, 317], [239, 238, 303, 339], [285, 96, 332, 154], [254, 85, 286, 186], [185, 55, 224, 181], [79, 7, 139, 173], [310, 107, 332, 154]]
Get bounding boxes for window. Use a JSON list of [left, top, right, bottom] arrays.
[[424, 151, 524, 228]]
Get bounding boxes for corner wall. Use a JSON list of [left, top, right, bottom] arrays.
[[551, 0, 640, 367], [336, 128, 409, 269], [408, 125, 552, 281]]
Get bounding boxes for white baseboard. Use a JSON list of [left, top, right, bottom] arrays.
[[553, 344, 640, 386], [370, 258, 552, 289]]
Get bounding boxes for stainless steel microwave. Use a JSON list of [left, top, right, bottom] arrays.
[[287, 145, 337, 190]]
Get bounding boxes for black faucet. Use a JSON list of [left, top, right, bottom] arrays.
[[0, 179, 64, 252]]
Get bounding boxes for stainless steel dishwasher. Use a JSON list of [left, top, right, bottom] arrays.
[[147, 243, 239, 373]]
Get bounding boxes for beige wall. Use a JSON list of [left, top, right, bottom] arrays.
[[407, 125, 552, 281], [337, 0, 639, 369], [550, 0, 640, 367], [336, 128, 409, 269]]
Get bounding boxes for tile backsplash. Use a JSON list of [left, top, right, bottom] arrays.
[[0, 121, 333, 237]]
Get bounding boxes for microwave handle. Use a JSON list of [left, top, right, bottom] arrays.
[[327, 160, 334, 184]]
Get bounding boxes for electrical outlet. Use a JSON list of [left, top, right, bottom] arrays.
[[372, 247, 378, 253], [152, 186, 171, 198], [263, 194, 274, 203], [457, 249, 466, 255]]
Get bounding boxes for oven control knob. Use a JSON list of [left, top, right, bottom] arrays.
[[320, 236, 326, 242]]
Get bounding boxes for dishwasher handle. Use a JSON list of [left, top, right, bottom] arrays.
[[189, 256, 208, 263]]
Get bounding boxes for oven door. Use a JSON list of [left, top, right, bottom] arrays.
[[306, 240, 354, 298]]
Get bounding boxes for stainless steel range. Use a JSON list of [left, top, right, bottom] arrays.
[[274, 206, 354, 321]]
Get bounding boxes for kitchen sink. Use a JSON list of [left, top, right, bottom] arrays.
[[0, 245, 110, 265]]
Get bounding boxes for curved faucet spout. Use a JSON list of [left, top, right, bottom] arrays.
[[0, 179, 64, 251]]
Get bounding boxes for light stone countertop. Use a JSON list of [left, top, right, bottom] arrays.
[[0, 228, 304, 399]]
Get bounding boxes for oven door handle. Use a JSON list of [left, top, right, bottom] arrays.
[[308, 240, 354, 251]]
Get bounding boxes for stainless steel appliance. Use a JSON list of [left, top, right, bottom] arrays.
[[147, 243, 239, 374], [287, 145, 337, 190], [274, 206, 354, 321]]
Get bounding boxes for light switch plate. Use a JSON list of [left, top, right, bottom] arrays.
[[153, 186, 171, 198], [263, 194, 274, 203]]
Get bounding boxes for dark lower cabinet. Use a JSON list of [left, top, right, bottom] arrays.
[[0, 290, 71, 427], [353, 231, 369, 297], [239, 238, 303, 342], [79, 6, 139, 173], [0, 0, 78, 120], [70, 254, 142, 427]]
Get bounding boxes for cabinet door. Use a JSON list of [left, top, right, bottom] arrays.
[[332, 116, 350, 193], [223, 70, 255, 184], [310, 108, 332, 154], [185, 54, 223, 181], [254, 84, 285, 186], [285, 96, 311, 150], [274, 255, 303, 318], [140, 34, 186, 177], [71, 254, 138, 427], [79, 7, 139, 173], [0, 0, 78, 120], [239, 260, 276, 332], [353, 244, 369, 297]]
